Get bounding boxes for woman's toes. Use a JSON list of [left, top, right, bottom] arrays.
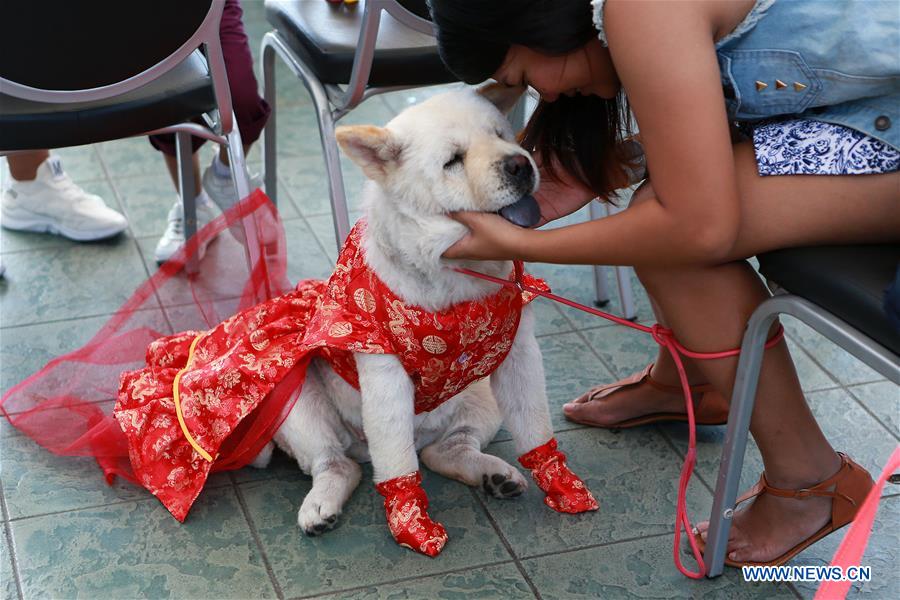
[[694, 521, 710, 541], [727, 542, 755, 563], [562, 401, 611, 425]]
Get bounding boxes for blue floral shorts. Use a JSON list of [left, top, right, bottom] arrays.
[[745, 119, 900, 176]]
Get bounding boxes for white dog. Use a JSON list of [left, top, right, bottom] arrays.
[[254, 85, 593, 551]]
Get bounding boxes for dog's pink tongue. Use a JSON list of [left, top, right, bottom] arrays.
[[376, 471, 448, 557]]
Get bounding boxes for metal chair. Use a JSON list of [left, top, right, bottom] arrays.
[[0, 0, 251, 257], [261, 0, 454, 247], [703, 244, 900, 577]]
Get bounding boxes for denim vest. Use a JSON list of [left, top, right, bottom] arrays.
[[715, 0, 900, 150]]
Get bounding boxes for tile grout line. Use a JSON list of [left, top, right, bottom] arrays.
[[2, 307, 150, 332], [569, 325, 625, 387], [785, 582, 805, 600], [519, 530, 674, 562], [286, 559, 517, 600], [655, 424, 717, 497], [229, 473, 285, 600], [1, 479, 236, 525], [2, 397, 114, 419], [783, 329, 889, 405], [794, 326, 900, 439], [532, 301, 576, 338], [842, 384, 900, 443], [0, 295, 225, 331], [466, 487, 543, 600], [0, 480, 26, 600]]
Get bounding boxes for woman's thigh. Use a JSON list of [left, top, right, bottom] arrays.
[[726, 141, 898, 259], [631, 141, 898, 261]]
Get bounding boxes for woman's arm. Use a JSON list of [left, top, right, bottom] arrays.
[[446, 1, 741, 267]]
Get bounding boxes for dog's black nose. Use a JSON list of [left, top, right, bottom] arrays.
[[503, 154, 533, 182]]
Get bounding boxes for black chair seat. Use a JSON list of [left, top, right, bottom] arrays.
[[265, 0, 456, 87], [0, 51, 216, 151], [759, 245, 900, 355]]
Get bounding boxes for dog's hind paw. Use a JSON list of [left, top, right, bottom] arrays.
[[482, 469, 527, 499], [298, 498, 342, 536]]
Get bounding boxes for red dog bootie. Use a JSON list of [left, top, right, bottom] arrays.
[[375, 471, 448, 557], [518, 438, 599, 513]]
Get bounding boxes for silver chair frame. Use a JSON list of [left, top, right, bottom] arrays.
[[1, 0, 251, 254], [261, 0, 434, 247], [703, 288, 900, 577]]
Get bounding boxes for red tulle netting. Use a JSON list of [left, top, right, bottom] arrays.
[[0, 190, 296, 488]]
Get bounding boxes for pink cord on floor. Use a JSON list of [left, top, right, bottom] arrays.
[[454, 265, 784, 579]]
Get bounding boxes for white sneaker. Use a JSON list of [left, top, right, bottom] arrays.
[[1, 156, 128, 241], [201, 158, 263, 213], [153, 196, 218, 264]]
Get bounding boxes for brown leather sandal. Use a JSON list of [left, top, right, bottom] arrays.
[[563, 363, 729, 428], [695, 452, 875, 567]]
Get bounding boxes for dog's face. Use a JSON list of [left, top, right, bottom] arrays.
[[335, 85, 539, 220]]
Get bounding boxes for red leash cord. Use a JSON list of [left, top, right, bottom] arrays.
[[454, 265, 785, 578]]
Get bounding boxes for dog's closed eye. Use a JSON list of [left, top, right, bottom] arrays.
[[444, 152, 465, 170]]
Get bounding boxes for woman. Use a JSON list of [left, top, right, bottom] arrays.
[[429, 0, 899, 567]]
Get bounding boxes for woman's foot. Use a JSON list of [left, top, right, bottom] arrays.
[[695, 486, 834, 564], [694, 453, 873, 565], [562, 364, 728, 428]]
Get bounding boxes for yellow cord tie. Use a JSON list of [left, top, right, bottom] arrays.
[[173, 334, 214, 462]]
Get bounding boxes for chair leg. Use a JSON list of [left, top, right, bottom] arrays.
[[587, 201, 611, 306], [704, 299, 782, 577], [615, 265, 638, 321], [261, 31, 351, 250], [176, 131, 197, 244], [314, 96, 351, 251], [262, 40, 278, 205], [225, 110, 251, 202], [589, 200, 638, 318], [224, 112, 272, 302], [592, 265, 612, 307]]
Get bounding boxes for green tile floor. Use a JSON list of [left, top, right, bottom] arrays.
[[1, 3, 898, 598]]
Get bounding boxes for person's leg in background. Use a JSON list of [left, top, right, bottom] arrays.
[[1, 150, 128, 242], [202, 0, 270, 205], [149, 0, 270, 264]]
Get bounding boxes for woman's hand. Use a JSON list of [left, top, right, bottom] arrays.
[[442, 211, 532, 261], [533, 152, 598, 226]]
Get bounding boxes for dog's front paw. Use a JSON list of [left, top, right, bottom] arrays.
[[298, 494, 342, 536], [482, 468, 528, 499]]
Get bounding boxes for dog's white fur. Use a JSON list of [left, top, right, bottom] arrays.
[[257, 86, 555, 536]]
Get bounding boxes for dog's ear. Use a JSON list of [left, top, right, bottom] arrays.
[[335, 125, 402, 182], [477, 83, 526, 115]]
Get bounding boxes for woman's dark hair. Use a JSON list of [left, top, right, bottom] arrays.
[[428, 0, 632, 200]]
